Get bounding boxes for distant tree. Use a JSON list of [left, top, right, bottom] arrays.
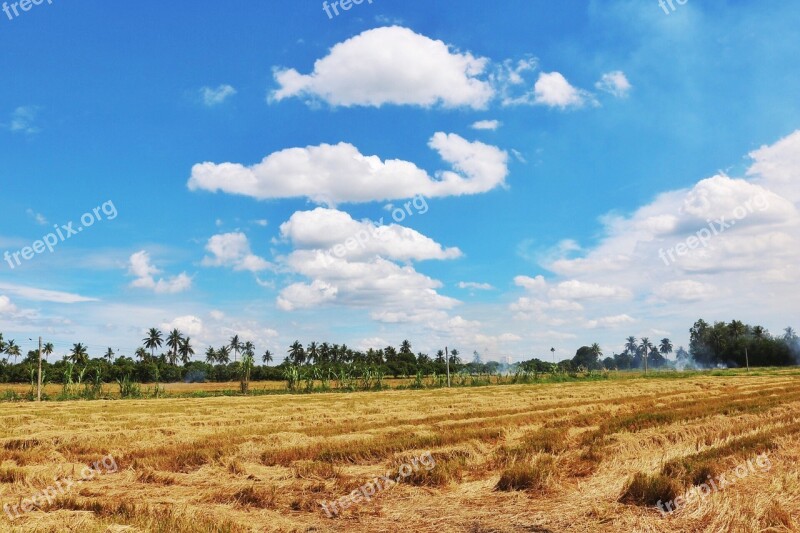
[[143, 328, 163, 360], [288, 341, 305, 365], [572, 346, 600, 370], [449, 348, 461, 366], [400, 340, 413, 355], [659, 338, 673, 357], [625, 336, 638, 356], [675, 346, 690, 361], [307, 342, 319, 365], [70, 343, 89, 366], [614, 351, 633, 370], [229, 335, 242, 363], [639, 338, 653, 373], [179, 337, 194, 364], [729, 320, 749, 370], [5, 340, 20, 364], [217, 345, 231, 365], [205, 347, 217, 364], [42, 342, 54, 361], [105, 347, 115, 363], [262, 350, 273, 365], [135, 347, 149, 362]]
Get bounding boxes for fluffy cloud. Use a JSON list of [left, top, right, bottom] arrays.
[[200, 84, 237, 106], [279, 208, 461, 262], [202, 233, 271, 272], [128, 251, 192, 294], [161, 315, 205, 336], [277, 251, 458, 320], [188, 132, 508, 206], [271, 26, 493, 109], [595, 71, 632, 98], [521, 130, 800, 348], [275, 206, 462, 322], [514, 275, 547, 292], [533, 72, 594, 109], [0, 295, 17, 315]]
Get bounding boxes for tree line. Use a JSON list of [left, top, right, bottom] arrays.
[[0, 319, 797, 385]]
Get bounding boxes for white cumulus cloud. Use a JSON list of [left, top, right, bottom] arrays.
[[271, 26, 494, 109], [188, 132, 508, 206], [128, 251, 192, 294]]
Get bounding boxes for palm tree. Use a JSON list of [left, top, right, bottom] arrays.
[[179, 337, 194, 364], [0, 333, 5, 354], [262, 350, 273, 365], [784, 327, 798, 342], [217, 345, 231, 365], [729, 320, 749, 372], [659, 338, 673, 357], [166, 329, 183, 365], [288, 341, 305, 365], [42, 342, 54, 362], [205, 346, 217, 364], [639, 337, 653, 374], [589, 343, 603, 358], [143, 328, 163, 359], [307, 341, 319, 365], [6, 340, 20, 364], [229, 335, 242, 363], [550, 347, 555, 363], [400, 340, 412, 354], [753, 325, 766, 339], [625, 336, 638, 356], [135, 347, 148, 362], [104, 347, 115, 363], [70, 343, 89, 366]]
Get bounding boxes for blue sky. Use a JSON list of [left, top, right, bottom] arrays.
[[1, 0, 799, 362]]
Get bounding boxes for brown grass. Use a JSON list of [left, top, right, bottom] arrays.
[[1, 369, 799, 532]]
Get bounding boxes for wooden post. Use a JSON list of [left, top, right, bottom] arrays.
[[445, 346, 450, 388], [37, 336, 42, 402]]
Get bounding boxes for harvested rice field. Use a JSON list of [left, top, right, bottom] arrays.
[[2, 371, 800, 532]]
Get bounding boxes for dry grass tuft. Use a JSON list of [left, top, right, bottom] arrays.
[[495, 455, 556, 492], [619, 472, 682, 506]]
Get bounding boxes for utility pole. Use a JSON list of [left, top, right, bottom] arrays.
[[445, 346, 451, 388], [37, 336, 42, 402], [745, 346, 750, 373]]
